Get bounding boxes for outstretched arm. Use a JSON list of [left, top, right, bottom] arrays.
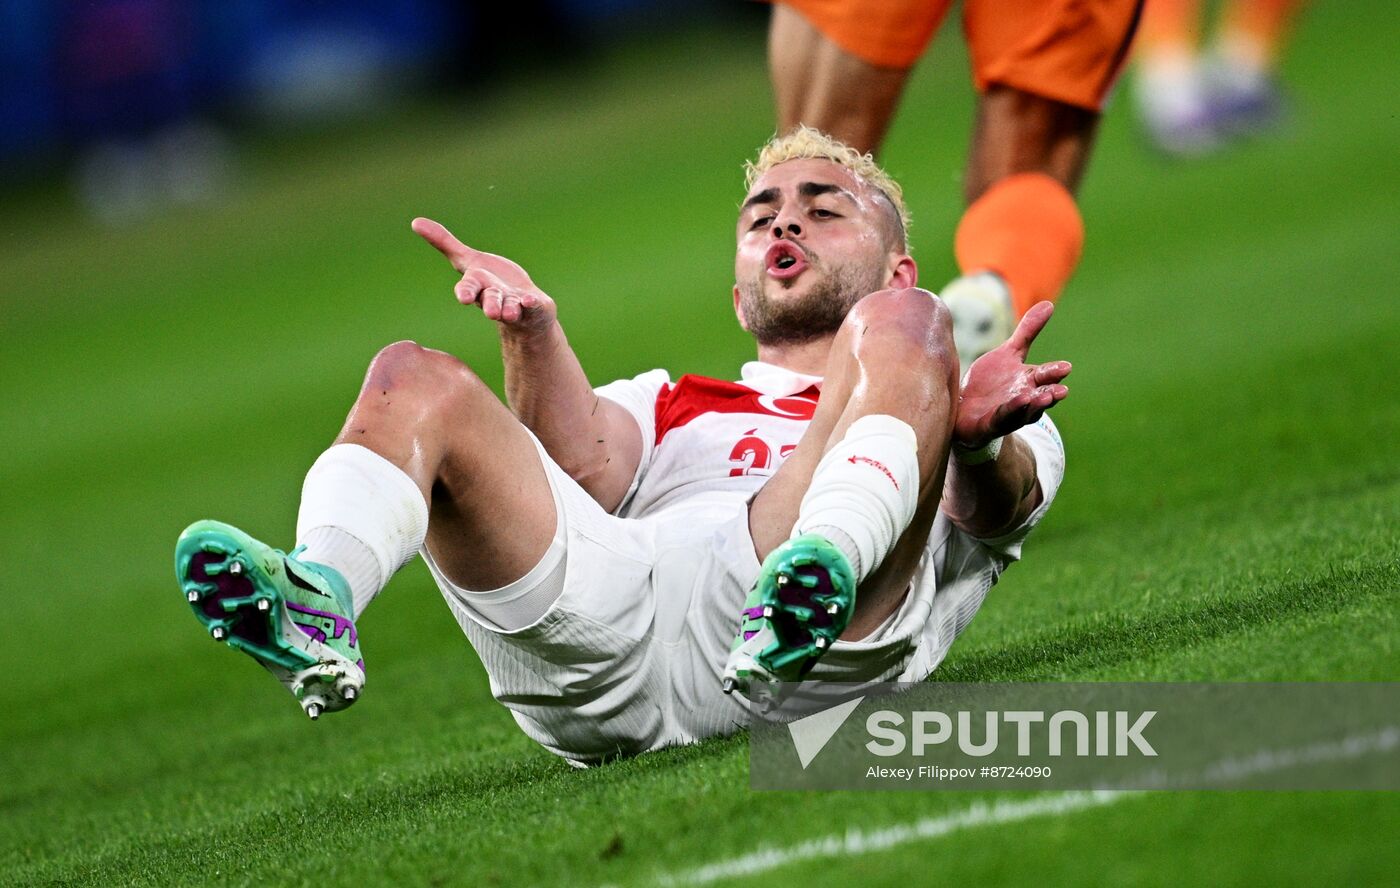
[[411, 217, 642, 512], [942, 301, 1071, 539]]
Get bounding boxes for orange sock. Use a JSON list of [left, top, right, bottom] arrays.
[[954, 173, 1084, 318], [1218, 0, 1303, 70], [1136, 0, 1204, 60]]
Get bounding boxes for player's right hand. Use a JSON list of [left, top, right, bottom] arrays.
[[411, 217, 558, 333], [954, 301, 1071, 449]]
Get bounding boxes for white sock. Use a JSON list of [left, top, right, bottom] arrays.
[[296, 443, 430, 618], [794, 414, 920, 583], [297, 527, 382, 615]]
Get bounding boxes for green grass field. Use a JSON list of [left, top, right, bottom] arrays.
[[2, 2, 1397, 884]]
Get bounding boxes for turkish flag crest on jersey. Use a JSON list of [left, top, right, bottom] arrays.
[[654, 374, 820, 444]]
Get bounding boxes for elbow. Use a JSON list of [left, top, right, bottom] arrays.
[[943, 470, 1042, 540], [1000, 479, 1044, 536], [556, 449, 610, 489]]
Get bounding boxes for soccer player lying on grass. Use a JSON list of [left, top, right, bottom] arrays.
[[175, 128, 1070, 765]]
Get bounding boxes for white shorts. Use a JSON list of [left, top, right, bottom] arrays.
[[423, 422, 1063, 766]]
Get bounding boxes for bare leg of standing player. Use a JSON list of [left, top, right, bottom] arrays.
[[944, 84, 1094, 367], [768, 4, 911, 159], [768, 0, 1136, 366]]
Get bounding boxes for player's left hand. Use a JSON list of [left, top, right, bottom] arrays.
[[954, 301, 1071, 449], [411, 216, 558, 333]]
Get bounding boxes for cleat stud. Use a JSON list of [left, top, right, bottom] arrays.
[[305, 702, 322, 721], [211, 626, 227, 641], [776, 574, 789, 587], [256, 598, 271, 612], [344, 686, 358, 702], [815, 636, 829, 650], [720, 678, 737, 695], [228, 561, 243, 576], [186, 590, 200, 603], [826, 602, 839, 614], [762, 605, 775, 618]]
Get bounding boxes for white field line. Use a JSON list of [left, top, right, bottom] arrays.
[[655, 790, 1127, 887], [646, 727, 1398, 888]]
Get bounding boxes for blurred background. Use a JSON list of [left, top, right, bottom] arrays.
[[0, 0, 742, 222], [2, 1, 1398, 883]]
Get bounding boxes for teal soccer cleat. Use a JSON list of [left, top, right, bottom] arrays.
[[175, 520, 364, 720], [721, 533, 857, 696]]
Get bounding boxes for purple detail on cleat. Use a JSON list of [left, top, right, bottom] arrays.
[[187, 551, 271, 648], [296, 622, 327, 643], [776, 566, 837, 630], [761, 564, 840, 651], [286, 602, 358, 646], [741, 606, 768, 641], [356, 659, 365, 673]]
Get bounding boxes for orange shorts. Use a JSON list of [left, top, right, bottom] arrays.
[[776, 0, 1143, 111]]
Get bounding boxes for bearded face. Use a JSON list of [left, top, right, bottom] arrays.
[[736, 247, 890, 347], [734, 158, 910, 349]]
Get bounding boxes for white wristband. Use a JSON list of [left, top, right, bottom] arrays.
[[953, 436, 1003, 466]]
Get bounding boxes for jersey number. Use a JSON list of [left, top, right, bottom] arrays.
[[729, 430, 770, 477], [728, 430, 798, 477]]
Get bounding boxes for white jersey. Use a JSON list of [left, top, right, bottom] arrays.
[[433, 359, 1066, 764], [595, 361, 826, 522]]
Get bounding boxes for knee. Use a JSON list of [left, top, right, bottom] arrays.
[[363, 340, 488, 407], [846, 288, 956, 374]]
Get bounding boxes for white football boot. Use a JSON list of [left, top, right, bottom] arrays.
[[941, 271, 1015, 371], [1132, 59, 1222, 157]]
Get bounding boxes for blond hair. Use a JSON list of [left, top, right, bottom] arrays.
[[744, 125, 910, 250]]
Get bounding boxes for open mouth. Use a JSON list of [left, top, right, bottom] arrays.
[[764, 242, 809, 280]]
